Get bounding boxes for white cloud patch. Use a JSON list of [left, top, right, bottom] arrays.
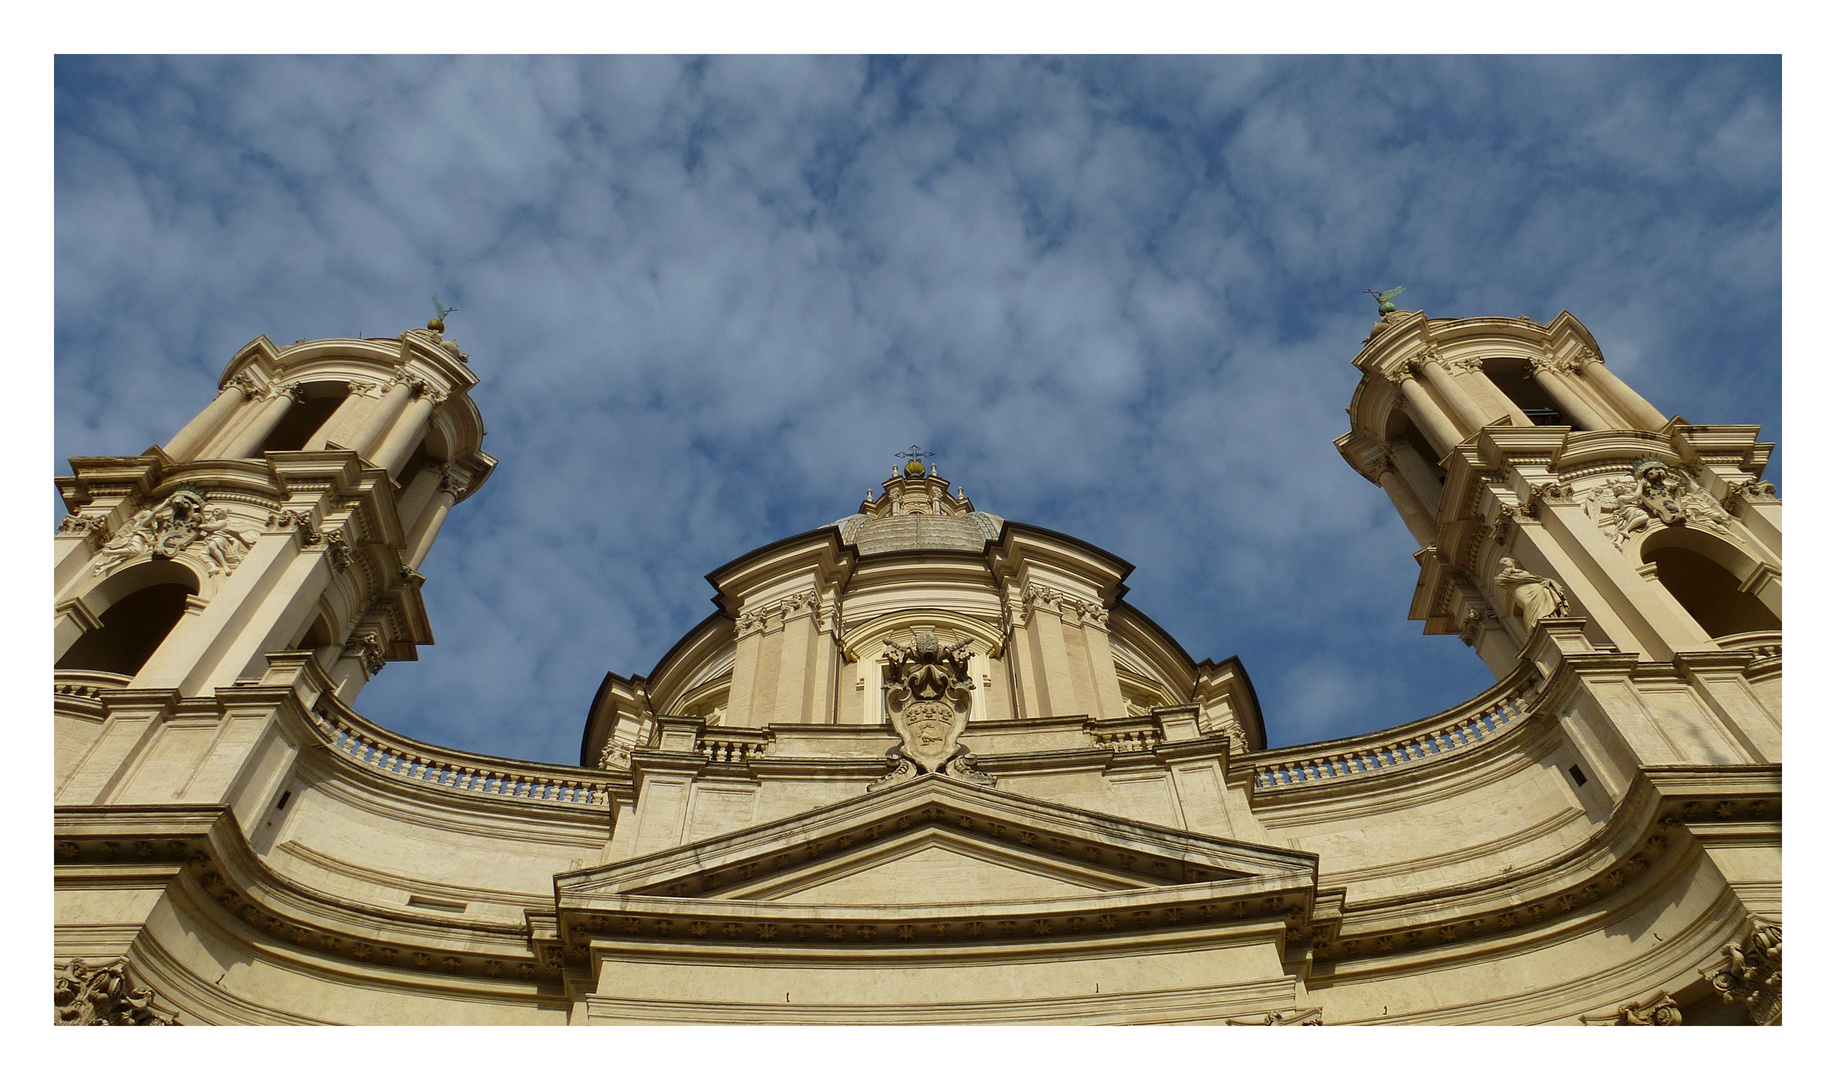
[[55, 57, 1780, 763]]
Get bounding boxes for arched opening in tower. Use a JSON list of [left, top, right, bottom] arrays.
[[1481, 357, 1572, 427], [1648, 543, 1779, 638], [258, 383, 348, 454], [57, 581, 196, 676]]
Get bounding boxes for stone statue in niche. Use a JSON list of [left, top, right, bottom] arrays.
[[870, 631, 994, 790], [1494, 556, 1569, 632]]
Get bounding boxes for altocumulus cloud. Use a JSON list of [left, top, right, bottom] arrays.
[[54, 56, 1780, 763]]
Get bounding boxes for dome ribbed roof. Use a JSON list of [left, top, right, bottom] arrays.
[[833, 510, 1004, 555]]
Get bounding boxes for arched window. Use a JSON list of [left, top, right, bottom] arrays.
[[258, 382, 348, 454], [57, 581, 196, 675], [1642, 532, 1780, 638]]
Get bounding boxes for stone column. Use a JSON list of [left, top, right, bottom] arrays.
[[1576, 351, 1669, 430], [723, 613, 767, 729], [347, 379, 414, 460], [1377, 459, 1438, 544], [1388, 440, 1448, 518], [1529, 358, 1612, 431], [403, 469, 464, 570], [302, 382, 377, 451], [1417, 357, 1491, 434], [1393, 369, 1464, 456], [164, 377, 252, 460], [219, 385, 300, 459], [1021, 587, 1079, 717], [372, 390, 442, 477], [1076, 606, 1129, 720]]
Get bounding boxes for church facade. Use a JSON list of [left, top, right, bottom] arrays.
[[53, 308, 1781, 1025]]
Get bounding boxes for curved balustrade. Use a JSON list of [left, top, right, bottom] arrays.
[[309, 699, 611, 808], [698, 730, 770, 764], [1715, 630, 1782, 662], [1244, 671, 1542, 792], [53, 669, 134, 702]]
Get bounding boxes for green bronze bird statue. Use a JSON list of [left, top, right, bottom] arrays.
[[1365, 286, 1405, 315]]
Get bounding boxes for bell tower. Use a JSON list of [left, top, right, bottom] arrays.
[[54, 318, 494, 806], [1336, 305, 1780, 765]]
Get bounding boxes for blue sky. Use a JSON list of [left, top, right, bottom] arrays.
[[53, 56, 1781, 765]]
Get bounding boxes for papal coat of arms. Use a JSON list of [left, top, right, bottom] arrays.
[[871, 631, 995, 790]]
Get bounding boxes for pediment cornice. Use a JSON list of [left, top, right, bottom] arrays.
[[560, 775, 1315, 906]]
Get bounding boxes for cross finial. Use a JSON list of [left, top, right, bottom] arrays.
[[895, 445, 933, 467]]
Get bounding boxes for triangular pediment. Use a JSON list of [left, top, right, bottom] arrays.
[[723, 828, 1153, 904], [560, 774, 1313, 907]]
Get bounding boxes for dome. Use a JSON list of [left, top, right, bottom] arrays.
[[833, 509, 1004, 555]]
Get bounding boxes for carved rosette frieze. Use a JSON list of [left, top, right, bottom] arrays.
[[1581, 460, 1736, 551], [1580, 991, 1683, 1026], [1699, 916, 1781, 1025], [872, 631, 993, 790], [53, 958, 178, 1026]]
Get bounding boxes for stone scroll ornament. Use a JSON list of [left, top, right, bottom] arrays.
[[53, 958, 177, 1025], [1700, 916, 1781, 1025], [1581, 458, 1736, 551], [869, 631, 995, 791]]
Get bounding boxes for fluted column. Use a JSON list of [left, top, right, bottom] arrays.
[[164, 376, 253, 460], [1393, 368, 1464, 456], [1416, 356, 1491, 433], [373, 389, 442, 477], [1576, 350, 1668, 430], [1529, 357, 1612, 430], [219, 385, 300, 459]]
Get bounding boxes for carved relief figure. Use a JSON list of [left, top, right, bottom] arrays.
[[1583, 477, 1650, 550], [1583, 461, 1739, 549], [872, 631, 993, 789], [198, 505, 263, 576], [91, 488, 209, 575], [1494, 556, 1569, 632]]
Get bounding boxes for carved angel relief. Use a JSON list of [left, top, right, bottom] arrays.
[[91, 488, 263, 578], [870, 631, 994, 791], [1581, 459, 1735, 551]]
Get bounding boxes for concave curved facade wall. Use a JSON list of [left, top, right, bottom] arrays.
[[53, 310, 1781, 1026]]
